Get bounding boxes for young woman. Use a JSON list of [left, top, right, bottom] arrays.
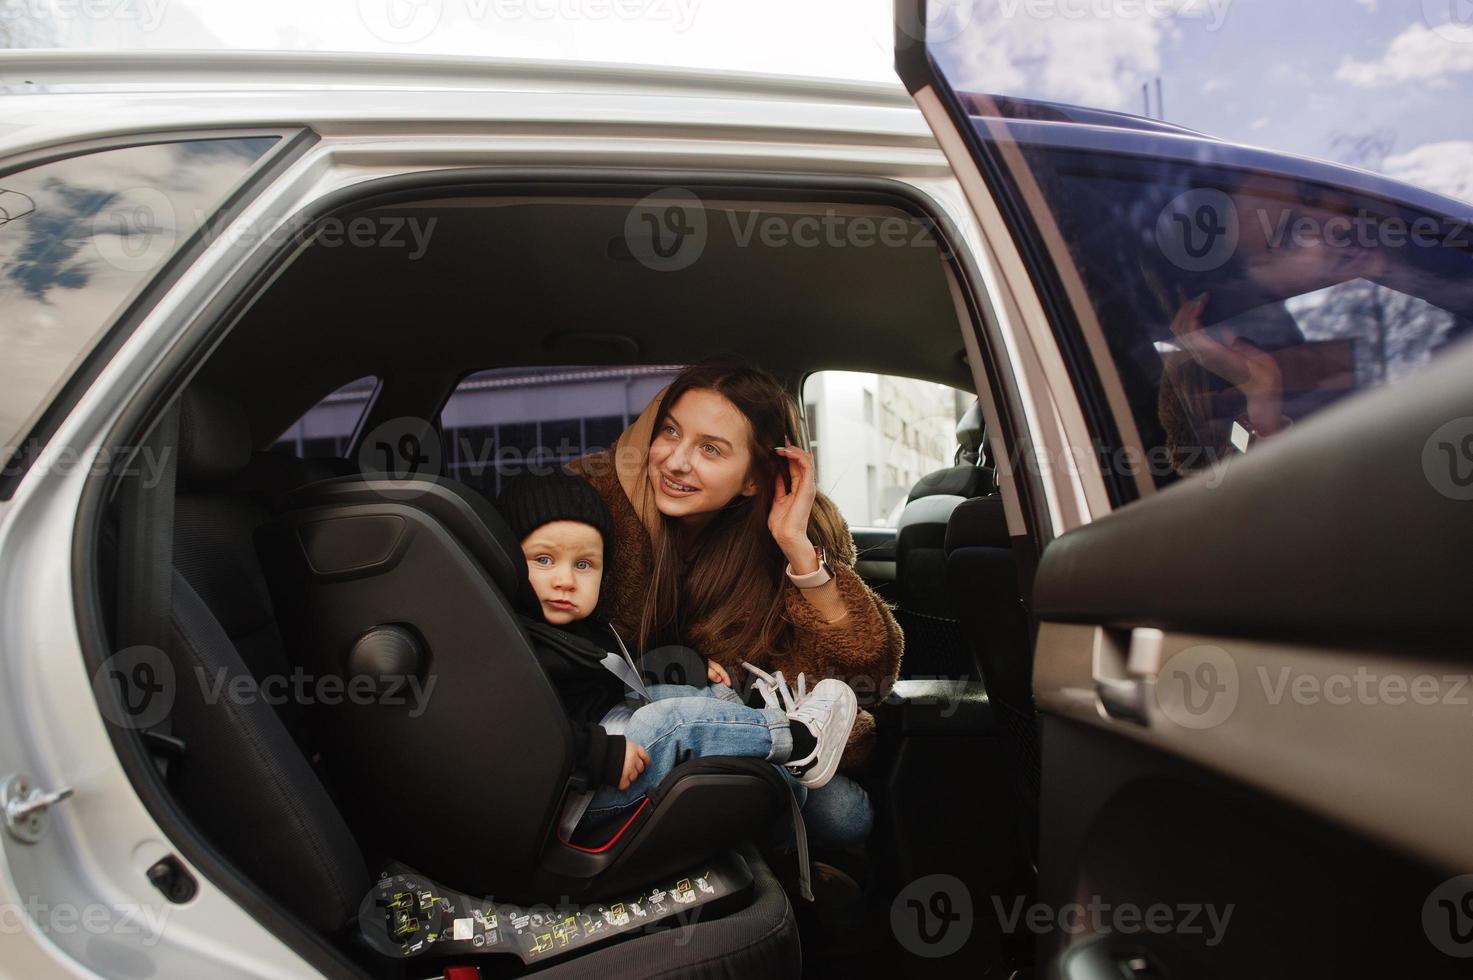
[[568, 360, 904, 845]]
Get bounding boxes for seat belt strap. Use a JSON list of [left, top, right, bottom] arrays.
[[788, 782, 813, 902], [602, 629, 650, 702]]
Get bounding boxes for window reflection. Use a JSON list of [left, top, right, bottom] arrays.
[[1006, 141, 1473, 482], [0, 136, 277, 458]]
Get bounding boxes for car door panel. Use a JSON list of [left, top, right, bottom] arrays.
[[1038, 717, 1462, 979], [893, 1, 1473, 974], [1033, 338, 1473, 653]]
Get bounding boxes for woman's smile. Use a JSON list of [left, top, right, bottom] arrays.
[[659, 472, 700, 497]]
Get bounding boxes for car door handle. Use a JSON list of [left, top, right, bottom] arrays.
[[1091, 627, 1165, 726], [1095, 675, 1149, 725]]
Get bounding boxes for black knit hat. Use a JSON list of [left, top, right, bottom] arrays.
[[496, 467, 615, 561]]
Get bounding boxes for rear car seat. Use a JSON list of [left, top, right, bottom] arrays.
[[158, 386, 800, 974], [942, 492, 1038, 860], [893, 402, 991, 678]]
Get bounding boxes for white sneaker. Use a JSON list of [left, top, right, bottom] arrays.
[[741, 666, 857, 790], [786, 679, 857, 788]]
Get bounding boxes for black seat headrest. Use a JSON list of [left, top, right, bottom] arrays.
[[179, 386, 252, 485], [289, 476, 528, 597], [944, 495, 1012, 553], [908, 464, 995, 503]]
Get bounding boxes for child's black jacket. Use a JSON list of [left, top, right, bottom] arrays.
[[519, 614, 629, 789]]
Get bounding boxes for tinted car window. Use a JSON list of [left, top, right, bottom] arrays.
[[272, 375, 381, 460], [1008, 145, 1473, 485], [0, 137, 278, 463], [438, 365, 683, 498]]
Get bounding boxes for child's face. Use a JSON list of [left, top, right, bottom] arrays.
[[519, 520, 604, 625]]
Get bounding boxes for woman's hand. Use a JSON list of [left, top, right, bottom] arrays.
[[1169, 290, 1286, 437], [619, 741, 650, 791], [769, 440, 819, 570], [706, 659, 732, 687]]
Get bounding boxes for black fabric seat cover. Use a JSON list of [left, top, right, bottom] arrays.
[[892, 402, 994, 678], [943, 494, 1038, 857], [167, 388, 369, 932]]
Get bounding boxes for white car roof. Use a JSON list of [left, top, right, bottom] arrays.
[[0, 49, 932, 158]]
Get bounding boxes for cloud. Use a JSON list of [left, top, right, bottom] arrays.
[[1383, 140, 1473, 205], [1353, 0, 1376, 10], [936, 0, 1225, 109], [1334, 22, 1473, 87]]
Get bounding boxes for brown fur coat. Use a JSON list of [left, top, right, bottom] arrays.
[[568, 394, 903, 769]]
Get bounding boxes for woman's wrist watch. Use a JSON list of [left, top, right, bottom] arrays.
[[785, 545, 833, 589]]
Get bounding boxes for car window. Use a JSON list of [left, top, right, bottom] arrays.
[[0, 136, 279, 467], [438, 365, 684, 498], [1011, 149, 1473, 485], [803, 370, 973, 527], [271, 375, 381, 460]]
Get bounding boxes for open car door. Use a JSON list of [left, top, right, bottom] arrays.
[[894, 2, 1473, 976]]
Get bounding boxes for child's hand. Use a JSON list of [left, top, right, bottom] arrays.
[[619, 741, 650, 791], [707, 659, 731, 687]]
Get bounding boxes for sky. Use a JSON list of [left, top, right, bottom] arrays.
[[11, 0, 1473, 201]]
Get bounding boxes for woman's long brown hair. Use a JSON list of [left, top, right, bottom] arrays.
[[637, 360, 852, 663]]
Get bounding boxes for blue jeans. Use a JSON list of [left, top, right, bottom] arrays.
[[782, 772, 873, 851], [582, 683, 789, 825], [579, 683, 873, 848]]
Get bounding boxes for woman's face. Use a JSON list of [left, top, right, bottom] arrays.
[[646, 388, 759, 522]]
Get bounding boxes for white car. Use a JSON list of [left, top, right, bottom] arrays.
[[2, 17, 1471, 979]]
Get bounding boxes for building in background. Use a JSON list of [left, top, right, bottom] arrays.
[[804, 370, 969, 527]]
